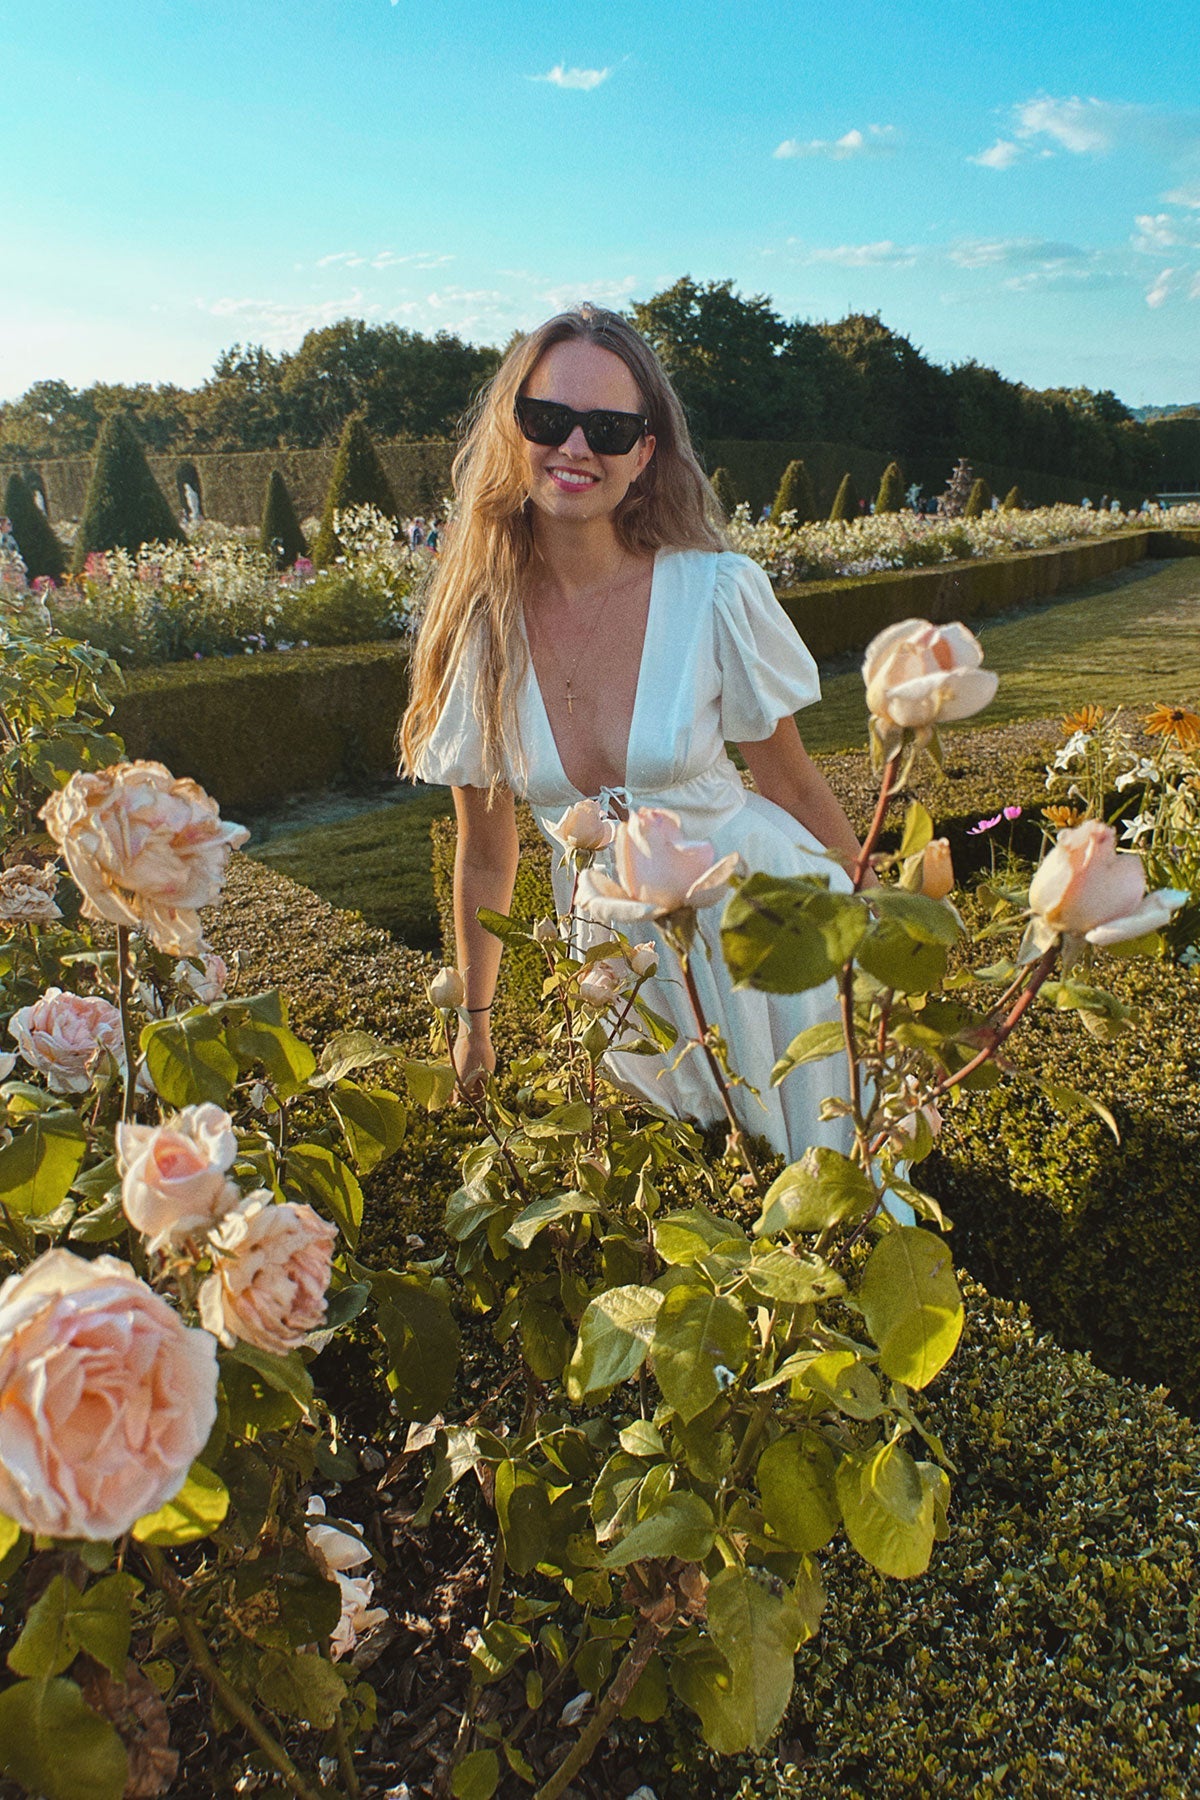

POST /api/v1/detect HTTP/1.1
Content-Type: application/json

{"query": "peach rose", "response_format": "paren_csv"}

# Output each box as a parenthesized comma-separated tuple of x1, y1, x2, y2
(0, 863, 62, 924)
(920, 839, 955, 901)
(577, 960, 625, 1009)
(199, 1196, 337, 1354)
(577, 806, 740, 922)
(863, 620, 998, 744)
(427, 966, 466, 1010)
(174, 954, 230, 1004)
(547, 798, 616, 857)
(0, 1249, 218, 1540)
(8, 988, 125, 1093)
(39, 760, 250, 958)
(115, 1103, 240, 1254)
(1028, 820, 1186, 949)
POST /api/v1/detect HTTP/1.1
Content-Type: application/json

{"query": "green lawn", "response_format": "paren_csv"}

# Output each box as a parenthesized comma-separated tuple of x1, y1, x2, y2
(247, 556, 1200, 946)
(801, 554, 1200, 753)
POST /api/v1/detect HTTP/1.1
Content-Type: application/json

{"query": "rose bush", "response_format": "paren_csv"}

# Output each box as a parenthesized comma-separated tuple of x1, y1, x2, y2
(115, 1102, 241, 1252)
(0, 1249, 218, 1539)
(8, 986, 126, 1092)
(198, 1197, 339, 1354)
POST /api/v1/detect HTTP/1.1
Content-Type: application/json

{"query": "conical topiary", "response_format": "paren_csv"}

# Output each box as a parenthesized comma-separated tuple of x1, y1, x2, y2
(1001, 485, 1024, 511)
(260, 470, 308, 569)
(771, 459, 816, 525)
(875, 460, 905, 514)
(71, 413, 185, 573)
(312, 413, 399, 568)
(709, 466, 739, 516)
(4, 473, 66, 583)
(829, 472, 858, 522)
(963, 477, 992, 519)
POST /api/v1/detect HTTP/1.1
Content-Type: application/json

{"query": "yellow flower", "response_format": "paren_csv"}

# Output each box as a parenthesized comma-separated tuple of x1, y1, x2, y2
(1144, 703, 1200, 750)
(1042, 804, 1085, 829)
(1061, 704, 1104, 734)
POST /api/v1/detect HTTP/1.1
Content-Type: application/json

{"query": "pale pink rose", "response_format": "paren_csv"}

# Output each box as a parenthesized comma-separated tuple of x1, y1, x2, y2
(115, 1103, 240, 1254)
(920, 839, 955, 901)
(577, 807, 740, 922)
(174, 954, 229, 1004)
(8, 988, 125, 1093)
(627, 941, 658, 977)
(0, 1248, 218, 1540)
(547, 799, 616, 856)
(863, 619, 997, 741)
(577, 960, 625, 1009)
(890, 1082, 944, 1149)
(330, 1571, 388, 1659)
(0, 1052, 15, 1082)
(0, 864, 62, 924)
(199, 1196, 337, 1354)
(427, 966, 466, 1010)
(39, 760, 250, 958)
(533, 916, 560, 944)
(1028, 820, 1186, 947)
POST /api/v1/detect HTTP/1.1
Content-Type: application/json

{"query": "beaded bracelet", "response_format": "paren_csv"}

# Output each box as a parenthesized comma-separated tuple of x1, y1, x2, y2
(467, 1003, 493, 1014)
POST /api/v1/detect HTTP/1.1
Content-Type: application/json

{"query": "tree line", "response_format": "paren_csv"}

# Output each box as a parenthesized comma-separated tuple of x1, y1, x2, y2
(0, 278, 1172, 492)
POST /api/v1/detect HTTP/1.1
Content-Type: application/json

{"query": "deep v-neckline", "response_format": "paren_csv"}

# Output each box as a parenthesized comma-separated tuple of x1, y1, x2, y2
(524, 548, 662, 799)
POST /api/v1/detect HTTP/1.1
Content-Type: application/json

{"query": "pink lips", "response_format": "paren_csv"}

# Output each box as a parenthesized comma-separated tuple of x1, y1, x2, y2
(548, 467, 600, 493)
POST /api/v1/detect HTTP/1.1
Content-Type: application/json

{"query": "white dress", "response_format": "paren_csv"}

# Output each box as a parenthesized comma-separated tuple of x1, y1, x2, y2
(415, 548, 855, 1163)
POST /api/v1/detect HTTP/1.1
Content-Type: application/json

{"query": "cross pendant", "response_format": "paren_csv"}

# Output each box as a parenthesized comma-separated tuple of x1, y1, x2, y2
(567, 686, 574, 714)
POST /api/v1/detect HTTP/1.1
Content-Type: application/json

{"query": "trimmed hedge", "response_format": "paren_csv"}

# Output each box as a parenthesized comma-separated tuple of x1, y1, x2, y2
(198, 852, 1200, 1798)
(109, 642, 409, 813)
(70, 412, 185, 571)
(3, 471, 66, 581)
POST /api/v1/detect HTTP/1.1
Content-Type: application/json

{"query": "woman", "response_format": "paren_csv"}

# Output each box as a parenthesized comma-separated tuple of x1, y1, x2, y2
(398, 304, 869, 1161)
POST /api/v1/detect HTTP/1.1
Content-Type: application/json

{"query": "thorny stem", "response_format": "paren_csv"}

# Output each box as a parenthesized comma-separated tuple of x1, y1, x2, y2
(851, 751, 900, 891)
(922, 944, 1059, 1108)
(679, 949, 759, 1189)
(532, 1612, 669, 1800)
(115, 925, 140, 1125)
(144, 1548, 328, 1800)
(442, 1013, 530, 1199)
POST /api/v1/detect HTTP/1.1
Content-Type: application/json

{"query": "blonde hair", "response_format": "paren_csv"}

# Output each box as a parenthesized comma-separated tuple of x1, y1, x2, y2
(397, 304, 725, 792)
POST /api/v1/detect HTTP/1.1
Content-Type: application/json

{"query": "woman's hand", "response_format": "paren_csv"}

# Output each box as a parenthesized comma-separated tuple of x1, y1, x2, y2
(453, 1014, 496, 1101)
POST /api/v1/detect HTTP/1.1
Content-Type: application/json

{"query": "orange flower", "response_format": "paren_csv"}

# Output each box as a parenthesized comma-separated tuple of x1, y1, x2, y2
(1061, 704, 1104, 734)
(1042, 804, 1084, 829)
(1144, 703, 1200, 749)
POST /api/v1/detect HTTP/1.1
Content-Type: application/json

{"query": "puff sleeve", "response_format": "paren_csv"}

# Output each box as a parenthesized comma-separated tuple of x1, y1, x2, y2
(408, 632, 489, 787)
(713, 552, 821, 742)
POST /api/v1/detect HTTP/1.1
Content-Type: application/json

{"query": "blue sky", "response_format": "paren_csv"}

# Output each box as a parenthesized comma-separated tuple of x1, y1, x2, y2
(3, 0, 1199, 405)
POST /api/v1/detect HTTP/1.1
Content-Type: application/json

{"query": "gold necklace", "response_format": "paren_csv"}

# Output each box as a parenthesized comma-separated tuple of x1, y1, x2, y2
(528, 555, 628, 715)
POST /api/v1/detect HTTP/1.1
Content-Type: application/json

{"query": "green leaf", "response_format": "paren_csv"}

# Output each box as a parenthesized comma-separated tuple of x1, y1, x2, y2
(651, 1285, 751, 1423)
(227, 1018, 317, 1098)
(495, 1462, 553, 1577)
(329, 1083, 408, 1173)
(566, 1284, 663, 1401)
(898, 799, 934, 859)
(523, 1100, 593, 1139)
(132, 1461, 229, 1544)
(0, 1111, 87, 1218)
(856, 918, 947, 993)
(476, 906, 532, 950)
(834, 1441, 946, 1578)
(870, 888, 961, 943)
(255, 1647, 347, 1728)
(225, 1342, 315, 1416)
(67, 1190, 127, 1243)
(376, 1282, 460, 1421)
(310, 1028, 405, 1088)
(654, 1206, 747, 1266)
(619, 1419, 666, 1458)
(0, 1677, 128, 1800)
(799, 1349, 884, 1420)
(756, 1433, 840, 1553)
(675, 1566, 807, 1753)
(469, 1618, 532, 1685)
(603, 1490, 715, 1567)
(402, 1058, 457, 1113)
(745, 1248, 846, 1307)
(504, 1189, 593, 1250)
(857, 1228, 963, 1390)
(7, 1573, 135, 1681)
(140, 1015, 238, 1108)
(451, 1748, 500, 1799)
(0, 1512, 21, 1562)
(755, 1147, 876, 1237)
(770, 1020, 845, 1085)
(284, 1143, 363, 1246)
(722, 875, 868, 994)
(1041, 1081, 1121, 1145)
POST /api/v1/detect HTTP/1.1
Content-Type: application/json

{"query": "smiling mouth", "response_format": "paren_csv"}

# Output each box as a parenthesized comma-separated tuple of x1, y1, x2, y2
(547, 468, 600, 490)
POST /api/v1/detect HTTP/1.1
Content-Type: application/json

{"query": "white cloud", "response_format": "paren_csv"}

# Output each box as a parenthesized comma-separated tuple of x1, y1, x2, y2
(1190, 272, 1200, 300)
(773, 124, 896, 161)
(806, 239, 918, 267)
(1133, 213, 1180, 251)
(949, 236, 1088, 269)
(536, 275, 638, 312)
(199, 292, 381, 339)
(533, 63, 611, 91)
(970, 139, 1023, 171)
(1164, 183, 1200, 208)
(315, 251, 363, 268)
(1146, 268, 1177, 308)
(371, 250, 455, 270)
(1015, 95, 1119, 154)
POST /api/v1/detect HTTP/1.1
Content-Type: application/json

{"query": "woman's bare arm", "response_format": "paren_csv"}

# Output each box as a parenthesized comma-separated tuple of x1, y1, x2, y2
(450, 784, 520, 1084)
(738, 716, 872, 881)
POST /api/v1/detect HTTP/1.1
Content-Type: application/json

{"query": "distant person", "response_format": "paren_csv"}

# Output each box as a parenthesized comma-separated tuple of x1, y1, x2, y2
(426, 518, 440, 554)
(758, 502, 772, 522)
(408, 517, 426, 551)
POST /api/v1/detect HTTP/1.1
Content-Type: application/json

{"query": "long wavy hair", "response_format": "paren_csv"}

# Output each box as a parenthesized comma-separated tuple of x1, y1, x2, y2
(397, 304, 725, 793)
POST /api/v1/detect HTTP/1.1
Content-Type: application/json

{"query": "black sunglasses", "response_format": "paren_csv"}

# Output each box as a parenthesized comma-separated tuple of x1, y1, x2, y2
(514, 394, 648, 457)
